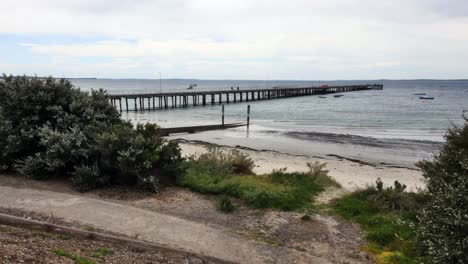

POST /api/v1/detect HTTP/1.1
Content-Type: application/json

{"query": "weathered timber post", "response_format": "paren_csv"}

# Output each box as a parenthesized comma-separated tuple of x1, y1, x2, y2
(247, 105, 251, 128)
(119, 99, 122, 112)
(125, 98, 129, 111)
(222, 104, 225, 126)
(134, 98, 137, 111)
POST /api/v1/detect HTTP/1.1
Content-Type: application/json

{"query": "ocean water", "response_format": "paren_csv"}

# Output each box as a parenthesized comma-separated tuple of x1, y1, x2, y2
(71, 79, 468, 143)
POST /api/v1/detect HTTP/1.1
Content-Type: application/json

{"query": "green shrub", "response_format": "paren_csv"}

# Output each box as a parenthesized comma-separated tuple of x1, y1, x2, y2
(301, 214, 312, 221)
(217, 196, 236, 213)
(71, 164, 104, 192)
(333, 179, 428, 263)
(416, 123, 468, 263)
(0, 75, 183, 192)
(187, 147, 254, 176)
(180, 155, 337, 210)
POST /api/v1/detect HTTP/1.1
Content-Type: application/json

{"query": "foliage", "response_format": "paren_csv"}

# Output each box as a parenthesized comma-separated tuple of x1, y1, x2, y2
(187, 147, 254, 175)
(333, 179, 429, 264)
(180, 150, 338, 210)
(91, 247, 114, 258)
(0, 75, 183, 191)
(301, 214, 312, 221)
(52, 249, 95, 264)
(416, 123, 468, 264)
(217, 196, 236, 213)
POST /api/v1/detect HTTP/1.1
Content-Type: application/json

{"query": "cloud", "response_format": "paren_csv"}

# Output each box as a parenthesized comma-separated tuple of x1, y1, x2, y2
(1, 0, 468, 79)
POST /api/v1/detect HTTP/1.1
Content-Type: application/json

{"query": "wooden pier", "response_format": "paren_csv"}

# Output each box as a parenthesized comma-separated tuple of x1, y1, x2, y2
(109, 84, 383, 111)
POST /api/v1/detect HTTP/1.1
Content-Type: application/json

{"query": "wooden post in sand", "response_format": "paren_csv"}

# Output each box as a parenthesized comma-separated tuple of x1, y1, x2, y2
(247, 105, 251, 128)
(222, 104, 225, 126)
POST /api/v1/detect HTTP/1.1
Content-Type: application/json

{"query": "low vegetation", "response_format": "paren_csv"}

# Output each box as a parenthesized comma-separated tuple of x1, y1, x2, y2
(0, 75, 183, 192)
(179, 148, 339, 211)
(52, 249, 95, 264)
(217, 196, 236, 213)
(335, 120, 468, 264)
(333, 179, 429, 263)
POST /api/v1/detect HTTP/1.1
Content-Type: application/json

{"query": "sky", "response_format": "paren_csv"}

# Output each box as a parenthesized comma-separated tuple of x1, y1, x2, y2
(0, 0, 468, 80)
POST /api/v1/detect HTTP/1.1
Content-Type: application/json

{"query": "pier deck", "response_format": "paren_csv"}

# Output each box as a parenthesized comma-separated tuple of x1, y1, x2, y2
(109, 84, 383, 111)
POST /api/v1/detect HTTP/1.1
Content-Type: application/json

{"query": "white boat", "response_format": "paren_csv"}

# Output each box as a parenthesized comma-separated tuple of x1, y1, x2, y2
(187, 83, 197, 90)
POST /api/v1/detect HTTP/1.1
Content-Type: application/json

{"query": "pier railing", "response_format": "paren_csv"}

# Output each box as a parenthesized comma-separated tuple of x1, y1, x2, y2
(109, 84, 383, 111)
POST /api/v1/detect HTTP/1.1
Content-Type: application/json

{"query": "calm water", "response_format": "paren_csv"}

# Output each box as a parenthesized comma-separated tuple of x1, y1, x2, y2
(71, 79, 468, 142)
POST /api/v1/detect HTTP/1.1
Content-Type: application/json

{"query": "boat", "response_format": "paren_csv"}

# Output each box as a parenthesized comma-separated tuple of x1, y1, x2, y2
(414, 93, 426, 95)
(419, 96, 434, 100)
(318, 96, 327, 98)
(187, 83, 197, 90)
(334, 94, 344, 98)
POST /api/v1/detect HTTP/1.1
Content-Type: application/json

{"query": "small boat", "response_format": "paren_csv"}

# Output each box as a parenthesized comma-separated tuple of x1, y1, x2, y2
(319, 96, 327, 98)
(334, 94, 344, 98)
(419, 96, 434, 100)
(187, 83, 197, 90)
(414, 93, 426, 95)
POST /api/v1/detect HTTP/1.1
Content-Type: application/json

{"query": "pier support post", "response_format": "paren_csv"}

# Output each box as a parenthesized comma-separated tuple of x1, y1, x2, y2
(247, 105, 250, 128)
(222, 104, 225, 126)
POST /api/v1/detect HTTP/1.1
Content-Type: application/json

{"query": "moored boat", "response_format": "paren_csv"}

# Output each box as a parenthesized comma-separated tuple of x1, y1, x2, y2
(419, 96, 434, 100)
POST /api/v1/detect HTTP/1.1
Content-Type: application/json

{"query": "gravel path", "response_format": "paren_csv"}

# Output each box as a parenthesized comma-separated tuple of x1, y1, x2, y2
(0, 224, 208, 264)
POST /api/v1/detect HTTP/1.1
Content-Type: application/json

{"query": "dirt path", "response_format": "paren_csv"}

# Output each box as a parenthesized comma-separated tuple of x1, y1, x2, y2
(0, 184, 365, 264)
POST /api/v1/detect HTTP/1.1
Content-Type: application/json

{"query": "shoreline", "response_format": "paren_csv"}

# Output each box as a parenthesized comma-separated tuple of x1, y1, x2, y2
(174, 138, 426, 192)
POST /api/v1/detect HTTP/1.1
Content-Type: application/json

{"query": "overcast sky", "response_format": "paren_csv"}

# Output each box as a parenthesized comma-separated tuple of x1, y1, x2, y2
(1, 0, 467, 79)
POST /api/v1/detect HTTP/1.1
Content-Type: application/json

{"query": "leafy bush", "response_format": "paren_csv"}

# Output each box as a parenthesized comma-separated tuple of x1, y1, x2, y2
(187, 147, 254, 175)
(217, 196, 236, 213)
(416, 123, 468, 263)
(180, 152, 338, 210)
(0, 75, 183, 191)
(333, 179, 428, 263)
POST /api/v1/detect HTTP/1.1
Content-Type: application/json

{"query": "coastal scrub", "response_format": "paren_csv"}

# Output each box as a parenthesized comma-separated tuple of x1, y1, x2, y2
(180, 148, 339, 211)
(0, 75, 183, 192)
(333, 179, 429, 264)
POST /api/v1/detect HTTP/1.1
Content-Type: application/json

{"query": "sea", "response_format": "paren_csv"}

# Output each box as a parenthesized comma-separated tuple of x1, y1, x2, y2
(70, 79, 468, 166)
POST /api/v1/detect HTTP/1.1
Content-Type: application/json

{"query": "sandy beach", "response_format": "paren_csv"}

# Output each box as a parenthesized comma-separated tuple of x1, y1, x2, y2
(176, 139, 426, 192)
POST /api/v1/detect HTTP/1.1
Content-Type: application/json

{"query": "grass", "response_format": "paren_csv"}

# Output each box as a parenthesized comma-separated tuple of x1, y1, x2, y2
(217, 196, 236, 213)
(180, 148, 339, 211)
(91, 247, 114, 258)
(52, 249, 95, 264)
(332, 179, 429, 264)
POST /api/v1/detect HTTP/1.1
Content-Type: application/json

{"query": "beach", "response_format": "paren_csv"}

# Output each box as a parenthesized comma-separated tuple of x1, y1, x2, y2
(174, 134, 428, 192)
